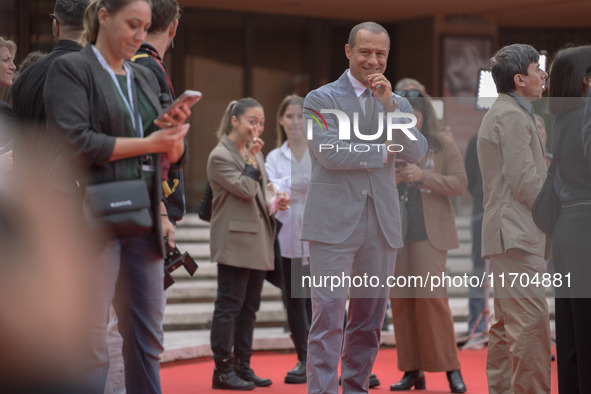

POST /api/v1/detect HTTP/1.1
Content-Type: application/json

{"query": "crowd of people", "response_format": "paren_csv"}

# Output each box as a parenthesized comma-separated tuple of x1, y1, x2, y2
(2, 2, 591, 393)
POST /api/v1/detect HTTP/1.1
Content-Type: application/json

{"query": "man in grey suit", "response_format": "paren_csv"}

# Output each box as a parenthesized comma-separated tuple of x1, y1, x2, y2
(301, 21, 428, 394)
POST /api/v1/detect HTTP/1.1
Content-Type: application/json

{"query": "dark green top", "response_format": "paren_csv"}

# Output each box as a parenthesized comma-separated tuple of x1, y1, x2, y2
(113, 74, 158, 189)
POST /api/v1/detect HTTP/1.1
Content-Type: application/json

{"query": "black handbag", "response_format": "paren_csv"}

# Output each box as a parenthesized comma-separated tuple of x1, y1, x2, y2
(84, 178, 153, 237)
(197, 182, 213, 222)
(531, 125, 567, 236)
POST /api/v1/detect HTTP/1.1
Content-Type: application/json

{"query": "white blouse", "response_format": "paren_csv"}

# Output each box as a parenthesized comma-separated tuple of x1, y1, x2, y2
(265, 141, 311, 258)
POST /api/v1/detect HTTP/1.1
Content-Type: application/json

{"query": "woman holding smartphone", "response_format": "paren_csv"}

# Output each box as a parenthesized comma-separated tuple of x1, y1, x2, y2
(44, 0, 189, 392)
(389, 79, 467, 393)
(207, 97, 288, 390)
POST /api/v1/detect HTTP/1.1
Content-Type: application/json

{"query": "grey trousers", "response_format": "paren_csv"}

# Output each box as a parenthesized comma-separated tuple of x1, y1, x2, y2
(306, 199, 397, 394)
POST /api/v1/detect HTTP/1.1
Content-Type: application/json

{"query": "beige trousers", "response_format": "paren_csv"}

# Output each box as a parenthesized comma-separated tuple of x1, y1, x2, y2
(487, 248, 551, 394)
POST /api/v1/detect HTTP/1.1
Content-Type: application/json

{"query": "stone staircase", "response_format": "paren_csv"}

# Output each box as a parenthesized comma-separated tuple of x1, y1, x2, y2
(161, 214, 555, 362)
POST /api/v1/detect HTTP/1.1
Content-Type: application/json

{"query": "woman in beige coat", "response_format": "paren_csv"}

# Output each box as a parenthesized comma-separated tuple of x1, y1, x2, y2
(207, 97, 288, 390)
(390, 80, 468, 393)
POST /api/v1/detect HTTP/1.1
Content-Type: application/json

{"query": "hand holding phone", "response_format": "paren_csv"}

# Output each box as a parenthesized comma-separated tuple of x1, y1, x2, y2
(154, 90, 202, 128)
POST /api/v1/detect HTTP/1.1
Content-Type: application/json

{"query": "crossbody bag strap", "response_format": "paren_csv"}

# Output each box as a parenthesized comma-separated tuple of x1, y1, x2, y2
(129, 69, 148, 180)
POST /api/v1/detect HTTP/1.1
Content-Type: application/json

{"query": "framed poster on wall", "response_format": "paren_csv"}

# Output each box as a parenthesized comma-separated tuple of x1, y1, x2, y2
(441, 36, 494, 98)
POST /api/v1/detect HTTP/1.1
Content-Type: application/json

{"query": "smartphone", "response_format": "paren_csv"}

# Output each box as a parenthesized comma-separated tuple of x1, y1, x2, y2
(155, 90, 202, 127)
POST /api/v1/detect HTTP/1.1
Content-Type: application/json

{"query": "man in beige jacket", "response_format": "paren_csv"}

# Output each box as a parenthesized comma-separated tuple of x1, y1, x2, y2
(477, 44, 551, 394)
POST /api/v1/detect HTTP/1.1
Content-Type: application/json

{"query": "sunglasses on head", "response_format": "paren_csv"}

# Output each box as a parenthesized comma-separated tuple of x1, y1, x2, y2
(395, 89, 423, 98)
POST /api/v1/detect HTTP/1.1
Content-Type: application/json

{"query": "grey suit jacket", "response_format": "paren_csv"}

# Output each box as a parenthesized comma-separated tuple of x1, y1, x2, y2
(301, 70, 428, 248)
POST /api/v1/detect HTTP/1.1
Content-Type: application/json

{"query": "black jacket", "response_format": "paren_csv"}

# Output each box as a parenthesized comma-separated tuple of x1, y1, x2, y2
(131, 42, 186, 224)
(13, 39, 82, 124)
(44, 43, 169, 256)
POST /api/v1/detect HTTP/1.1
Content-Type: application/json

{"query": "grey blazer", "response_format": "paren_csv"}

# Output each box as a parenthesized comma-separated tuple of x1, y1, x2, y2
(301, 70, 428, 248)
(44, 44, 167, 255)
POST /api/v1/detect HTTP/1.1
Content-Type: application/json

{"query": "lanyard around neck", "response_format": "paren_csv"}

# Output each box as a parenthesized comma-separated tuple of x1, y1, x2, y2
(92, 45, 143, 137)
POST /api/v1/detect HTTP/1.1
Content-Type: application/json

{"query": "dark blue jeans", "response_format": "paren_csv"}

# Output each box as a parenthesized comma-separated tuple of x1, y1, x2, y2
(210, 263, 266, 362)
(82, 233, 165, 394)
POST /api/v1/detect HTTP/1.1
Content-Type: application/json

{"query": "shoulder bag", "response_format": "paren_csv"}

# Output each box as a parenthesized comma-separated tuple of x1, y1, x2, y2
(84, 176, 153, 237)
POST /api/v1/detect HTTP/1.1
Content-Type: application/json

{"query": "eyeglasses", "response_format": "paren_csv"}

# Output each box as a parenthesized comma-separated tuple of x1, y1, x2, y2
(395, 89, 423, 98)
(49, 13, 59, 24)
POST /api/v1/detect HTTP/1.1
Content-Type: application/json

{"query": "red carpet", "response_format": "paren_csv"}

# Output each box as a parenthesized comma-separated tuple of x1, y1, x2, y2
(161, 346, 559, 393)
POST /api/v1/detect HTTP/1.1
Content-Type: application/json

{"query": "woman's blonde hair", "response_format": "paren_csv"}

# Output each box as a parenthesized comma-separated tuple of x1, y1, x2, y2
(0, 37, 17, 57)
(216, 97, 263, 140)
(83, 0, 152, 44)
(275, 94, 304, 147)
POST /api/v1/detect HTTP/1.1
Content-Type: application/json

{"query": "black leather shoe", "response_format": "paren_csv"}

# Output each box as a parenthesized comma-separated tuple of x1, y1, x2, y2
(390, 370, 426, 391)
(285, 361, 306, 384)
(446, 370, 467, 393)
(212, 369, 255, 390)
(369, 373, 380, 388)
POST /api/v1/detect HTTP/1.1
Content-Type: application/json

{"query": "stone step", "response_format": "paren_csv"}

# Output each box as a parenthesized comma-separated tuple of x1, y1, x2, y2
(174, 227, 210, 243)
(170, 255, 475, 281)
(172, 243, 473, 272)
(163, 296, 555, 331)
(174, 224, 472, 244)
(176, 215, 211, 228)
(167, 279, 283, 303)
(177, 214, 473, 229)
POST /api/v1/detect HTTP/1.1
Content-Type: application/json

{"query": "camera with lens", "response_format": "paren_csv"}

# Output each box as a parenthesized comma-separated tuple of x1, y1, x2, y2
(164, 237, 198, 290)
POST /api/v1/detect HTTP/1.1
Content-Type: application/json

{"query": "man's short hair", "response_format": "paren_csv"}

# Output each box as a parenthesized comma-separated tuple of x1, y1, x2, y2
(54, 0, 89, 31)
(149, 0, 180, 34)
(348, 21, 390, 49)
(490, 44, 539, 94)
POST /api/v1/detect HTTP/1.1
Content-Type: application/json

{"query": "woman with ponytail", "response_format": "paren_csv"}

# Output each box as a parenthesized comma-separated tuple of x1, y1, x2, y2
(207, 98, 288, 390)
(44, 0, 190, 392)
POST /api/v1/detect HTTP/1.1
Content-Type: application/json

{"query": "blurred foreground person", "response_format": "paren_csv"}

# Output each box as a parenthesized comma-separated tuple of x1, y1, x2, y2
(0, 124, 96, 393)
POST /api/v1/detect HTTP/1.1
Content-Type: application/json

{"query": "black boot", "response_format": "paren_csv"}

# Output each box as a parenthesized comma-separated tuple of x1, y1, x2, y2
(236, 355, 272, 387)
(390, 370, 426, 391)
(369, 373, 380, 388)
(285, 360, 306, 383)
(285, 331, 308, 384)
(446, 370, 466, 393)
(212, 358, 255, 390)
